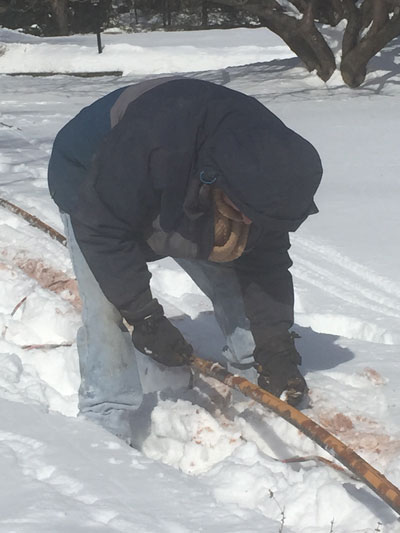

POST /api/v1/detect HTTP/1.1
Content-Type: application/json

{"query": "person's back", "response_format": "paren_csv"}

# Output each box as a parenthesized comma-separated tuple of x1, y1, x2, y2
(48, 78, 322, 443)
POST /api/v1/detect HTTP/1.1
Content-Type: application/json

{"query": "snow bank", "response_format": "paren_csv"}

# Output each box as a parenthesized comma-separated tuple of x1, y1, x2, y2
(0, 27, 293, 75)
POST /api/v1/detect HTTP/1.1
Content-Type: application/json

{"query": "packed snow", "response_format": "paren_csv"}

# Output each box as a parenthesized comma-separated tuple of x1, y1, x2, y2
(0, 26, 400, 532)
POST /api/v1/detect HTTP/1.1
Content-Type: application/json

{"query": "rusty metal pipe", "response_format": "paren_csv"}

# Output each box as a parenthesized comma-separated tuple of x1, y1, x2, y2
(190, 355, 400, 516)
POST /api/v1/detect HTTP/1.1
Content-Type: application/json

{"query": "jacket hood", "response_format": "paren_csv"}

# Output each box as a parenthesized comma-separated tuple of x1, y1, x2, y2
(197, 101, 322, 233)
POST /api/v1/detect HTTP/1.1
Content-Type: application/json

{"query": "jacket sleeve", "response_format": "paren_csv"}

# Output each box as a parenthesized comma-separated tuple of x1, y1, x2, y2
(67, 83, 205, 325)
(70, 179, 163, 325)
(233, 231, 294, 345)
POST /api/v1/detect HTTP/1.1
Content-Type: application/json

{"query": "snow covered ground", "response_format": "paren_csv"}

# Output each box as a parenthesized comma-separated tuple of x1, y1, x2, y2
(0, 26, 292, 76)
(0, 26, 400, 532)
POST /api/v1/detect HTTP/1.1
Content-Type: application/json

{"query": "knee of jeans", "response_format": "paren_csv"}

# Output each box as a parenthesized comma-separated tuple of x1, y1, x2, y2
(224, 327, 255, 365)
(81, 295, 122, 324)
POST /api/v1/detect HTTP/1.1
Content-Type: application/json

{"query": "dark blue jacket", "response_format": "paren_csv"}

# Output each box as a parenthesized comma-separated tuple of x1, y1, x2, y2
(48, 86, 125, 214)
(48, 78, 322, 339)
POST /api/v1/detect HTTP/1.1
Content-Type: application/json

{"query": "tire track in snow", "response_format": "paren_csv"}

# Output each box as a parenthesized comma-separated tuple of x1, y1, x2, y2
(0, 429, 134, 528)
(291, 236, 400, 343)
(292, 236, 400, 315)
(293, 238, 400, 318)
(0, 122, 48, 181)
(293, 255, 400, 318)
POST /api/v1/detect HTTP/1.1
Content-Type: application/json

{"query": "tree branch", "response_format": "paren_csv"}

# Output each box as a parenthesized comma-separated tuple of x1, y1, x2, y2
(213, 0, 336, 81)
(342, 0, 362, 57)
(0, 197, 67, 246)
(341, 0, 400, 86)
(209, 0, 399, 87)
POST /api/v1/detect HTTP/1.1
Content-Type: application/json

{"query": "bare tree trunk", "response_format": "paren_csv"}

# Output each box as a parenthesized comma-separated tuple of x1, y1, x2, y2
(162, 0, 172, 27)
(341, 0, 400, 87)
(211, 0, 400, 87)
(167, 0, 172, 26)
(0, 0, 8, 16)
(274, 0, 336, 82)
(202, 1, 208, 27)
(49, 0, 69, 35)
(214, 0, 336, 81)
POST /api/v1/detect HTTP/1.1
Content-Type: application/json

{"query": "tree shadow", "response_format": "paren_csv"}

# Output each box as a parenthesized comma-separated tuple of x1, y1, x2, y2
(193, 56, 301, 87)
(362, 37, 400, 94)
(194, 34, 400, 95)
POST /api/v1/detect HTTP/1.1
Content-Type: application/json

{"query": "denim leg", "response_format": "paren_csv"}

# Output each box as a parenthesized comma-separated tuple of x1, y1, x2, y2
(61, 213, 143, 441)
(175, 258, 256, 375)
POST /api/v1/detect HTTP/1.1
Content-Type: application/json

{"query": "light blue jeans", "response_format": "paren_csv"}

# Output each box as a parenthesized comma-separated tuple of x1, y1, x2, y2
(61, 214, 255, 441)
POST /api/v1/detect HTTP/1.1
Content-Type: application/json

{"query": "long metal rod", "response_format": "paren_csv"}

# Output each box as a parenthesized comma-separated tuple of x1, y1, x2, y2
(190, 355, 400, 516)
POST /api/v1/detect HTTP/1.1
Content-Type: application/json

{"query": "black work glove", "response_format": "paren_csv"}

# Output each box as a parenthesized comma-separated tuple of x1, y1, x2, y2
(253, 331, 307, 406)
(132, 315, 193, 367)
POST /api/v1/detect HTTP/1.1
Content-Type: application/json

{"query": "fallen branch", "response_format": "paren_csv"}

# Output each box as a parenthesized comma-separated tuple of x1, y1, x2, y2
(0, 257, 80, 310)
(190, 355, 400, 516)
(0, 197, 67, 246)
(0, 198, 81, 308)
(281, 455, 357, 479)
(21, 342, 73, 350)
(11, 295, 28, 317)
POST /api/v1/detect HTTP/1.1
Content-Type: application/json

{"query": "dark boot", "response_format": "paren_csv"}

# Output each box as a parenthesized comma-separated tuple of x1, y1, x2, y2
(254, 332, 307, 406)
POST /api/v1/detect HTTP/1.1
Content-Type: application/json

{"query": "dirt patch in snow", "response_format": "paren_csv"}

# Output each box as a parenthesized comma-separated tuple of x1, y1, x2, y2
(1, 251, 81, 310)
(317, 409, 400, 459)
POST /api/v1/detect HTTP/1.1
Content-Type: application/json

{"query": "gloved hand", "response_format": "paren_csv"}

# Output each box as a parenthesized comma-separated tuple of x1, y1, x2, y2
(132, 315, 193, 367)
(253, 331, 307, 406)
